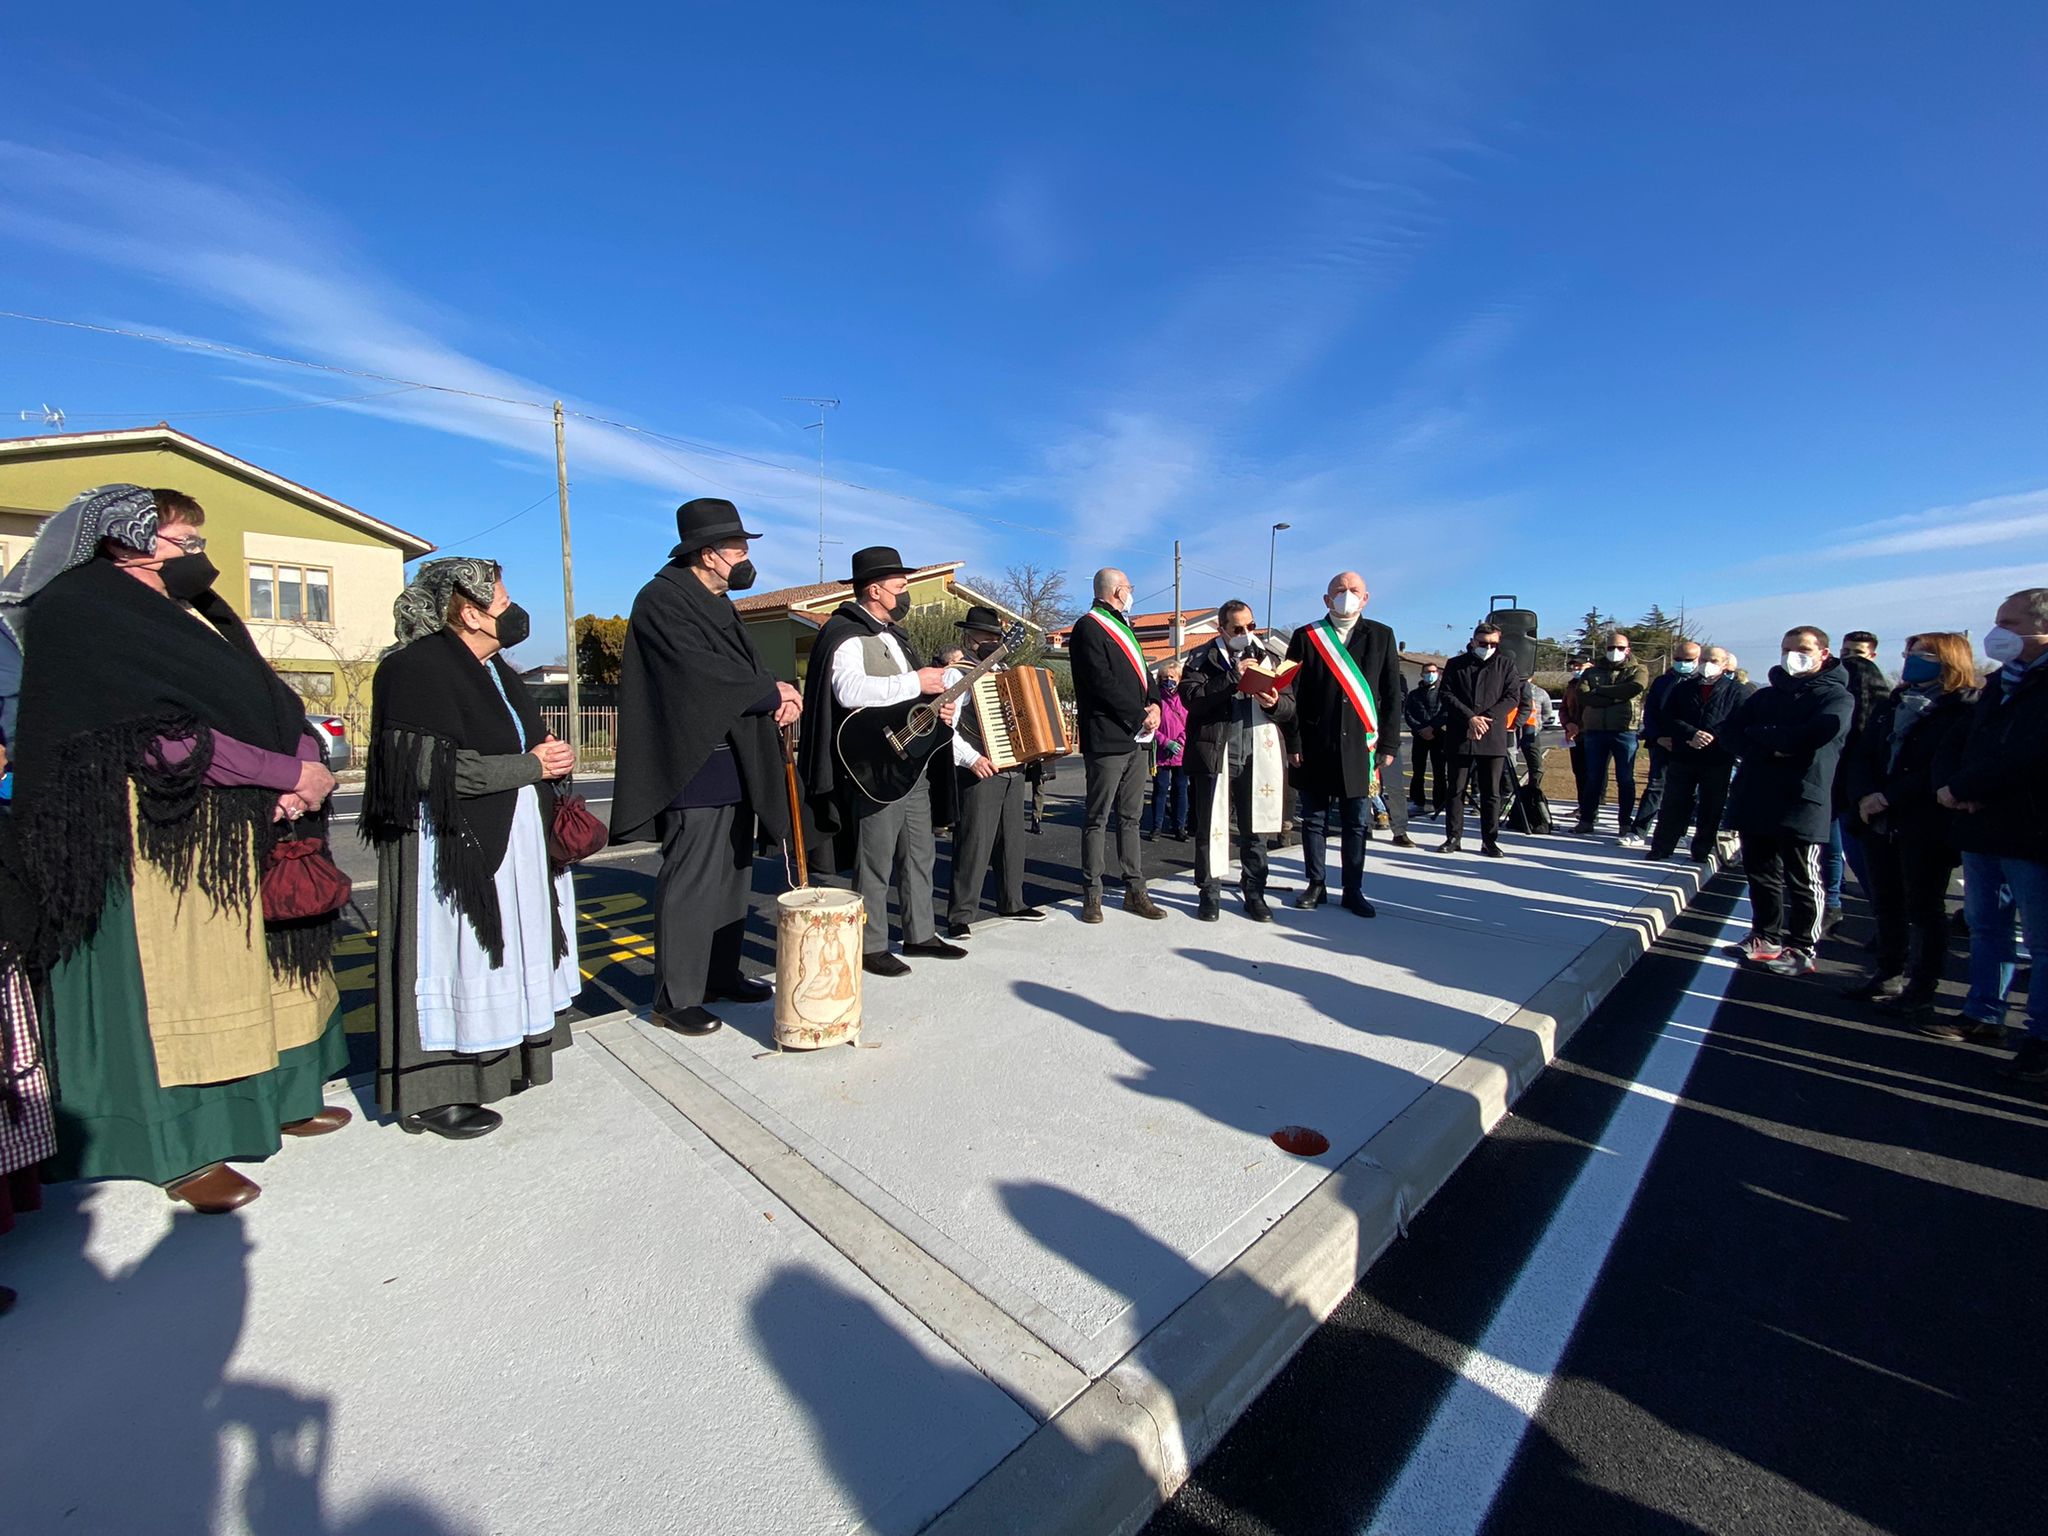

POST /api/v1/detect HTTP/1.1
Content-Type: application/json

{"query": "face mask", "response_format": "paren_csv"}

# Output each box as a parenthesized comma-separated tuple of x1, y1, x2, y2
(1985, 625, 2028, 664)
(1782, 650, 1818, 676)
(491, 602, 531, 650)
(1702, 661, 1726, 679)
(1328, 590, 1362, 618)
(721, 555, 758, 592)
(1422, 672, 1439, 685)
(1226, 633, 1253, 653)
(1672, 660, 1698, 676)
(1470, 644, 1497, 661)
(1901, 654, 1943, 685)
(159, 552, 218, 601)
(972, 639, 1000, 661)
(887, 591, 911, 623)
(1606, 648, 1627, 664)
(1161, 679, 1177, 693)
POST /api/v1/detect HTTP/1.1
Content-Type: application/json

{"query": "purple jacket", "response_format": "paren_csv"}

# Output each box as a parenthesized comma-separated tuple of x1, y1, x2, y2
(1154, 687, 1190, 768)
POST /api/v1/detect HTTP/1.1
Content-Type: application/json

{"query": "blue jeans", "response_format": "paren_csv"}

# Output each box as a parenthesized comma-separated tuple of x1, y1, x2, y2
(1145, 763, 1189, 834)
(1822, 815, 1871, 907)
(1577, 729, 1639, 826)
(1300, 791, 1371, 895)
(1961, 852, 2048, 1038)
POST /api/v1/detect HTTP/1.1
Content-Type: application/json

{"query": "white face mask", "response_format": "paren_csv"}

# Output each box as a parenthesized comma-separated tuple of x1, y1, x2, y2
(1226, 633, 1253, 653)
(1702, 661, 1726, 679)
(1606, 648, 1627, 664)
(1783, 650, 1819, 676)
(1422, 671, 1439, 685)
(1328, 590, 1362, 618)
(1470, 644, 1497, 661)
(1985, 625, 2028, 664)
(1672, 660, 1698, 676)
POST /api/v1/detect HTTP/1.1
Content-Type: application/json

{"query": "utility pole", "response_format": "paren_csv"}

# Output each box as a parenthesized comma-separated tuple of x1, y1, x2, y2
(553, 401, 582, 754)
(1171, 540, 1184, 656)
(786, 396, 841, 581)
(1266, 521, 1292, 634)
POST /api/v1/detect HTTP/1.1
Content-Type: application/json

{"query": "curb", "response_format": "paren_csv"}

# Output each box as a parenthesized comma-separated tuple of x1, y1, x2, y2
(920, 855, 1722, 1536)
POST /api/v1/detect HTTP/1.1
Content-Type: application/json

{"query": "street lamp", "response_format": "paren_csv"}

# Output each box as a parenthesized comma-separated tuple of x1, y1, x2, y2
(1265, 521, 1292, 634)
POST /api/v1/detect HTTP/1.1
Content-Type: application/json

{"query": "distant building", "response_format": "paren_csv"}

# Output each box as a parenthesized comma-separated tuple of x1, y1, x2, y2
(1045, 606, 1222, 663)
(1398, 650, 1448, 690)
(735, 561, 1032, 680)
(0, 425, 433, 717)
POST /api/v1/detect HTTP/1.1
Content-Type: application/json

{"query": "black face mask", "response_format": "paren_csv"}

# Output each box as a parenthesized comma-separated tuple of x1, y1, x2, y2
(492, 602, 531, 650)
(723, 557, 758, 592)
(972, 639, 1001, 661)
(887, 591, 911, 623)
(160, 552, 218, 601)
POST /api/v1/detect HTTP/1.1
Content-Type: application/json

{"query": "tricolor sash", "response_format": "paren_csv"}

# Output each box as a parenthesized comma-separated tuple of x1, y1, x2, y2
(1083, 606, 1150, 687)
(1305, 619, 1380, 744)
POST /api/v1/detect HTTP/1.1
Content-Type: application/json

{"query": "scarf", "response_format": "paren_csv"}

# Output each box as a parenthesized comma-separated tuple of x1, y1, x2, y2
(12, 556, 332, 981)
(389, 555, 500, 651)
(1886, 681, 1940, 771)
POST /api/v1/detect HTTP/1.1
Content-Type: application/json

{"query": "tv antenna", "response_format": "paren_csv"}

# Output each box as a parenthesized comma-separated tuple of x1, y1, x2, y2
(17, 405, 64, 428)
(786, 396, 841, 581)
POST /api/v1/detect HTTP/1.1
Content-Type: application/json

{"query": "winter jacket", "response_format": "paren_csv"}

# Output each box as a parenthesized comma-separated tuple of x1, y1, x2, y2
(1283, 615, 1401, 799)
(1655, 672, 1745, 763)
(1639, 670, 1685, 743)
(1932, 657, 2048, 864)
(1069, 602, 1161, 757)
(1178, 640, 1296, 776)
(1721, 659, 1854, 841)
(1846, 685, 1974, 845)
(1831, 654, 1892, 811)
(1437, 648, 1521, 760)
(1153, 686, 1190, 768)
(1575, 656, 1648, 733)
(1403, 677, 1444, 732)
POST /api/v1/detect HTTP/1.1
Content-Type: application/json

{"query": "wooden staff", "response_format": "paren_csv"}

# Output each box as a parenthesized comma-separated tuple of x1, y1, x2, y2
(781, 723, 809, 889)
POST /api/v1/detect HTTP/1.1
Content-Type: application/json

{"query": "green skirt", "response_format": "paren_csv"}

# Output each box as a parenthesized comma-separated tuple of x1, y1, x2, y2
(44, 887, 349, 1187)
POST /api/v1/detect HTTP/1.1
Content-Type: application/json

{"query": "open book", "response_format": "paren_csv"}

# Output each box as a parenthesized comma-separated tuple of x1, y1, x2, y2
(1236, 660, 1300, 695)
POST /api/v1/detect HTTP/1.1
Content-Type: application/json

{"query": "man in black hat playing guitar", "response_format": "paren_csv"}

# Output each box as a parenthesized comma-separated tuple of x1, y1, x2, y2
(611, 498, 801, 1036)
(797, 547, 967, 976)
(944, 605, 1049, 938)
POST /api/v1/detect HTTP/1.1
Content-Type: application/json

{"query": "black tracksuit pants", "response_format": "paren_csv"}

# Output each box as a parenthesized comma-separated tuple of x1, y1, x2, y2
(1740, 830, 1825, 951)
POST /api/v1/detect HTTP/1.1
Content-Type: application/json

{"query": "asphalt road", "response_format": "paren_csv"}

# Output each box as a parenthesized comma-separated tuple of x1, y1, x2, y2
(1145, 870, 2044, 1536)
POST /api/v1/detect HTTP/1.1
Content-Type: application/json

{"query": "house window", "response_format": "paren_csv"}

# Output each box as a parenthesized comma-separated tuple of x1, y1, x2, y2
(249, 563, 333, 623)
(278, 668, 335, 702)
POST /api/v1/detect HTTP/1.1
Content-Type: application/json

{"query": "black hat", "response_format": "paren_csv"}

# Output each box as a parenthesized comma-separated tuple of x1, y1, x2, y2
(955, 603, 1005, 634)
(849, 545, 915, 587)
(671, 497, 759, 559)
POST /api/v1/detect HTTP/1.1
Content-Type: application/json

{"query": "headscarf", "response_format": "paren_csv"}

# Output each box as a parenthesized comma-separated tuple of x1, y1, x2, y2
(0, 485, 160, 738)
(390, 556, 500, 649)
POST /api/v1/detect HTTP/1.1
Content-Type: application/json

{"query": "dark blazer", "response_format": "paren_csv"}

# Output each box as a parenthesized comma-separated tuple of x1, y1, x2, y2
(1722, 661, 1854, 841)
(1846, 686, 1974, 844)
(1832, 654, 1892, 810)
(1656, 672, 1746, 763)
(1284, 615, 1401, 799)
(1438, 649, 1522, 760)
(1933, 661, 2048, 864)
(1179, 640, 1296, 776)
(1068, 603, 1161, 757)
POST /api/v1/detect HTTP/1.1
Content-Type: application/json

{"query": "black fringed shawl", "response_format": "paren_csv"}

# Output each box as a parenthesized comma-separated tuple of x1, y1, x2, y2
(12, 558, 335, 983)
(361, 629, 560, 967)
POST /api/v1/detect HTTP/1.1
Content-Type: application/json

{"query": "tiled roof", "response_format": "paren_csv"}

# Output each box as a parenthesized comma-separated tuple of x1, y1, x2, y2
(734, 561, 962, 615)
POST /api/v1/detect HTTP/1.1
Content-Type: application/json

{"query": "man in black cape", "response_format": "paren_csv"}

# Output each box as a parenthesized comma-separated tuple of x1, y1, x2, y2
(612, 498, 799, 1036)
(796, 546, 964, 977)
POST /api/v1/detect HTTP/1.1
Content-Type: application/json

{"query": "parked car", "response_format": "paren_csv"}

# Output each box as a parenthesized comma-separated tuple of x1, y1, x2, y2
(306, 714, 352, 771)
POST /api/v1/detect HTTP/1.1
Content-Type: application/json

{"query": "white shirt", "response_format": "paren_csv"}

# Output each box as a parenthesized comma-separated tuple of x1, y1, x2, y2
(830, 625, 920, 710)
(940, 665, 995, 768)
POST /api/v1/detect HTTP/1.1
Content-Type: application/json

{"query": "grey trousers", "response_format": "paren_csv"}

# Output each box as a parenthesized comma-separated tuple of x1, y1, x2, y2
(1082, 749, 1149, 899)
(653, 803, 753, 1009)
(850, 787, 937, 952)
(949, 769, 1027, 925)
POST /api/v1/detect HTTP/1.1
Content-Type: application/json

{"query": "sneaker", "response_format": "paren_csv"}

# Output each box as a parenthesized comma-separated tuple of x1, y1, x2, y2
(1728, 934, 1782, 963)
(1618, 833, 1646, 850)
(2000, 1039, 2048, 1082)
(1918, 1013, 1992, 1042)
(1765, 948, 1818, 977)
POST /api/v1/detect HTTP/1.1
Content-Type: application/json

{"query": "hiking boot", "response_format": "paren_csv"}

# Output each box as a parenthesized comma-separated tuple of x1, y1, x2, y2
(2000, 1038, 2048, 1082)
(1124, 885, 1167, 921)
(1729, 934, 1782, 963)
(1372, 812, 1391, 831)
(1080, 894, 1104, 925)
(1765, 948, 1818, 977)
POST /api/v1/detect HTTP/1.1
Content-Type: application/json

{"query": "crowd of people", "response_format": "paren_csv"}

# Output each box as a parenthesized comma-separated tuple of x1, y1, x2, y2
(0, 482, 2039, 1321)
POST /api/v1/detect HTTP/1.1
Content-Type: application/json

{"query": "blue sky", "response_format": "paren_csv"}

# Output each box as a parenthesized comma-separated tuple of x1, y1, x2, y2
(2, 1, 2043, 670)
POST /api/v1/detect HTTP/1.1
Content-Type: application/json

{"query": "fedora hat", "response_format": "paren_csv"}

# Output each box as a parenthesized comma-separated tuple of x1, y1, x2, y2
(955, 603, 1005, 634)
(671, 497, 759, 559)
(849, 545, 916, 587)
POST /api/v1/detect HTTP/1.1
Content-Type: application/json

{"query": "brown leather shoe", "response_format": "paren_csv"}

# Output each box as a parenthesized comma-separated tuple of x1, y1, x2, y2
(1124, 886, 1167, 921)
(164, 1163, 260, 1214)
(1080, 895, 1104, 924)
(281, 1107, 353, 1137)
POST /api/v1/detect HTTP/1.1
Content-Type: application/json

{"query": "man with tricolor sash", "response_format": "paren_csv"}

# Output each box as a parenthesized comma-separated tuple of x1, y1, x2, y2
(1283, 571, 1404, 917)
(1070, 568, 1166, 924)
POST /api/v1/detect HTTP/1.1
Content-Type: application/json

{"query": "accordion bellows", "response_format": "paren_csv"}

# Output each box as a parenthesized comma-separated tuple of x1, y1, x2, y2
(970, 666, 1071, 770)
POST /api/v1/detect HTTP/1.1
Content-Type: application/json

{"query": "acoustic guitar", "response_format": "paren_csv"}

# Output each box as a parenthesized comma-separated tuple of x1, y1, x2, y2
(835, 622, 1028, 807)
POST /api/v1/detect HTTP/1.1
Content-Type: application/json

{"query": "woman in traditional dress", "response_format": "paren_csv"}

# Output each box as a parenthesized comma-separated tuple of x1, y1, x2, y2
(3, 485, 349, 1215)
(0, 764, 55, 1316)
(363, 557, 577, 1140)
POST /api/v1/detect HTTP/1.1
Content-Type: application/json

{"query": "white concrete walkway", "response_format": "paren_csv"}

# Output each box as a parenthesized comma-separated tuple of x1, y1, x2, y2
(0, 827, 1709, 1535)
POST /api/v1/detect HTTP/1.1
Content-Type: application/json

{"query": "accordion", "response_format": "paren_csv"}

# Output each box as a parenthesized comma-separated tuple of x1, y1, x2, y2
(969, 665, 1071, 770)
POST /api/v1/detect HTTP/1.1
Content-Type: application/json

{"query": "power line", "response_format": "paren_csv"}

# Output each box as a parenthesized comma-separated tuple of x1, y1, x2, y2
(437, 490, 561, 552)
(50, 384, 428, 421)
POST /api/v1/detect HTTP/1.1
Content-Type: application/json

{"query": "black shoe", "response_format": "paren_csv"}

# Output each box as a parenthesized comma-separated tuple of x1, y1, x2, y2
(862, 951, 912, 978)
(946, 921, 973, 940)
(998, 905, 1048, 922)
(1293, 883, 1326, 910)
(1197, 890, 1221, 922)
(2001, 1039, 2048, 1081)
(1573, 821, 1596, 836)
(1436, 839, 1462, 853)
(1871, 994, 1934, 1027)
(1686, 851, 1712, 865)
(903, 937, 968, 959)
(1343, 893, 1377, 918)
(1244, 892, 1275, 923)
(400, 1103, 503, 1139)
(654, 1004, 725, 1037)
(706, 974, 773, 1005)
(1391, 834, 1417, 849)
(1840, 974, 1903, 1002)
(1480, 843, 1504, 858)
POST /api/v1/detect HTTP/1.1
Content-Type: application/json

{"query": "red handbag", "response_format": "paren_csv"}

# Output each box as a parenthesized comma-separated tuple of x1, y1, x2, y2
(546, 779, 609, 869)
(261, 825, 353, 922)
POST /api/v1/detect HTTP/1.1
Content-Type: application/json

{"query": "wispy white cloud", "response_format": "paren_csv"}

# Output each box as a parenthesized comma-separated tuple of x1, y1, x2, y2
(1828, 487, 2048, 561)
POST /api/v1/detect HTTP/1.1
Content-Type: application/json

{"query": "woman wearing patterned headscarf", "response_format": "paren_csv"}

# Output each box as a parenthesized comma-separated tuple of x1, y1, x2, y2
(362, 557, 577, 1139)
(9, 485, 349, 1215)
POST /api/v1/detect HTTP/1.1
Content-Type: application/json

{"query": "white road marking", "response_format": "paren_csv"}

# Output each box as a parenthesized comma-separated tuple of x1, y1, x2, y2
(1361, 901, 1751, 1536)
(328, 795, 612, 824)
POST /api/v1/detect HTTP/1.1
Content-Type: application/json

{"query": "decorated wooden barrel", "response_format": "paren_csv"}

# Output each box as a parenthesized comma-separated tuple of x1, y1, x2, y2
(773, 887, 866, 1050)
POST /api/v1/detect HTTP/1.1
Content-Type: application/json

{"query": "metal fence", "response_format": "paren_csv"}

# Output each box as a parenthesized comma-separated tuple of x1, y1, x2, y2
(540, 706, 620, 759)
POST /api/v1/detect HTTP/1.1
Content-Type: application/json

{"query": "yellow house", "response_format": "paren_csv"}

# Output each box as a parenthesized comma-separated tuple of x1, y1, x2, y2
(0, 425, 434, 720)
(734, 561, 1032, 680)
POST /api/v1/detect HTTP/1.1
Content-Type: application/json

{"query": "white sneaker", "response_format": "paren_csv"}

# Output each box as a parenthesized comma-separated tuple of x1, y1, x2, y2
(1618, 833, 1646, 849)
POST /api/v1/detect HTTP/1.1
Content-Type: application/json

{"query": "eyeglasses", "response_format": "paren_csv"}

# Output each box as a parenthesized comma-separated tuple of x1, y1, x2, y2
(1225, 622, 1256, 636)
(160, 531, 208, 554)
